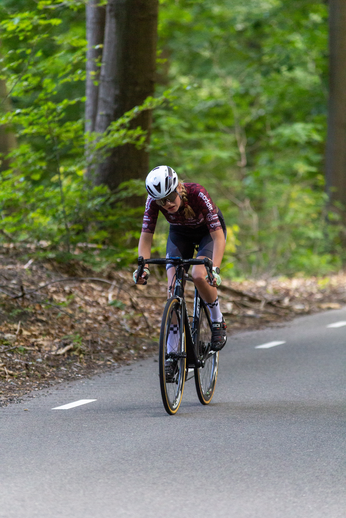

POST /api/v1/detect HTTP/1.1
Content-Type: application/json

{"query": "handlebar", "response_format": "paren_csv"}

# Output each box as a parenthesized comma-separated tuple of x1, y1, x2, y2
(136, 256, 214, 284)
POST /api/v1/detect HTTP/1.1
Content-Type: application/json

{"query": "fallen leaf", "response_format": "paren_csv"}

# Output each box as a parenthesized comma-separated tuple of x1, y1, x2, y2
(55, 344, 74, 355)
(318, 302, 341, 310)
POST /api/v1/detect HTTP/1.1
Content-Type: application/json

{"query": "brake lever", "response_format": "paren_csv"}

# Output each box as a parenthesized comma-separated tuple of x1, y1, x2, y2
(136, 256, 145, 284)
(203, 257, 214, 284)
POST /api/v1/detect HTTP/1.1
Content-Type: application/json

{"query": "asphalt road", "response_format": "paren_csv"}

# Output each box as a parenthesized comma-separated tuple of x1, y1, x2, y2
(1, 307, 345, 518)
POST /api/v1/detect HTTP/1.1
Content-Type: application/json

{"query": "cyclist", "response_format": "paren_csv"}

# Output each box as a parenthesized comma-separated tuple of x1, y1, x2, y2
(134, 165, 227, 351)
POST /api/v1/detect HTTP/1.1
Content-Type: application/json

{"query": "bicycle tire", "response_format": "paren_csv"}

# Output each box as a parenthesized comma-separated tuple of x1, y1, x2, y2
(159, 297, 186, 415)
(194, 303, 219, 404)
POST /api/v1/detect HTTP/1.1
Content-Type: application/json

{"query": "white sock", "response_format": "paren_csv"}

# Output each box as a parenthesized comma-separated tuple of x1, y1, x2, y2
(167, 324, 179, 354)
(205, 297, 223, 322)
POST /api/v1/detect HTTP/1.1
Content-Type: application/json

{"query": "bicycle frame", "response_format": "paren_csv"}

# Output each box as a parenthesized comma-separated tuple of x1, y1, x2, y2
(137, 256, 214, 369)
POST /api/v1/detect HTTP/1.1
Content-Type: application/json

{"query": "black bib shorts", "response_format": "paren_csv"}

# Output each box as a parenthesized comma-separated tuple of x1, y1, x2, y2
(165, 210, 227, 271)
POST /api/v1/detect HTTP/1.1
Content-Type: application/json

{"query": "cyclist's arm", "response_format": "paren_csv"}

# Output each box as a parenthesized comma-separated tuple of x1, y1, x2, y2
(211, 228, 226, 270)
(138, 231, 154, 266)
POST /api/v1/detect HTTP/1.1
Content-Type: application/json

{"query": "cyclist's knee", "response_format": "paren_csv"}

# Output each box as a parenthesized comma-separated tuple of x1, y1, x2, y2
(191, 267, 206, 285)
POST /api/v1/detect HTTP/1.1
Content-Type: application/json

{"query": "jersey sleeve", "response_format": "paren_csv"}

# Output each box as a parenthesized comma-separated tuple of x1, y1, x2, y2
(194, 184, 222, 233)
(141, 196, 159, 234)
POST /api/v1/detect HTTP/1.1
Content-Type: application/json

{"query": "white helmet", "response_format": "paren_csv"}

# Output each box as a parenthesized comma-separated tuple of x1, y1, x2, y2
(145, 165, 178, 199)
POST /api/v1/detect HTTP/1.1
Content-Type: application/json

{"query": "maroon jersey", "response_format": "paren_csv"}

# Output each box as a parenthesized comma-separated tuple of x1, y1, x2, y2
(141, 183, 222, 234)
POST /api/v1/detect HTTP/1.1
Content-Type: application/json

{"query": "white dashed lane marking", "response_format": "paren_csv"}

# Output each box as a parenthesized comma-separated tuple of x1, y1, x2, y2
(255, 341, 286, 349)
(327, 321, 346, 328)
(254, 319, 346, 349)
(52, 399, 97, 410)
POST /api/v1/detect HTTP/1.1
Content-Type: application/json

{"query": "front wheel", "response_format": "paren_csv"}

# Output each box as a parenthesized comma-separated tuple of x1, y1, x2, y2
(194, 303, 219, 404)
(159, 297, 186, 415)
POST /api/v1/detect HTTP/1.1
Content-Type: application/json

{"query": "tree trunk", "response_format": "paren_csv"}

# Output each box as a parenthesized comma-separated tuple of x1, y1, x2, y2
(325, 0, 346, 222)
(93, 0, 158, 191)
(85, 0, 106, 177)
(85, 0, 106, 134)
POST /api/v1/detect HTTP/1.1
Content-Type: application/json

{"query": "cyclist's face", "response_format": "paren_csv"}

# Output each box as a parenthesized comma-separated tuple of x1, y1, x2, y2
(156, 191, 181, 213)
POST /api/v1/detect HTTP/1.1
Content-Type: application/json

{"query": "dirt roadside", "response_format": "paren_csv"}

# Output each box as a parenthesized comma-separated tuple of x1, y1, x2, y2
(1, 250, 345, 406)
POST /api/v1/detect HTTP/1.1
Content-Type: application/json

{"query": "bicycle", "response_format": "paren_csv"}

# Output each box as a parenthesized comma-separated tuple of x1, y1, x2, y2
(136, 255, 219, 415)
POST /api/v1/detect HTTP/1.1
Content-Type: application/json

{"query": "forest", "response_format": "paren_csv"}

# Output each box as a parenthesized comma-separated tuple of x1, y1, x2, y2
(0, 0, 344, 279)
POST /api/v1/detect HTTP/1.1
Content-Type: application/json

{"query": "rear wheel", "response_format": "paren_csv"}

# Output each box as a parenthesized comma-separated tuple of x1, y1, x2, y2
(194, 303, 219, 404)
(159, 297, 186, 415)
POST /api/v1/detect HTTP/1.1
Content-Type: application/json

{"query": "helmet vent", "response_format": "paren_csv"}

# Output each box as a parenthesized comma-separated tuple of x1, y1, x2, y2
(146, 185, 155, 197)
(153, 182, 161, 194)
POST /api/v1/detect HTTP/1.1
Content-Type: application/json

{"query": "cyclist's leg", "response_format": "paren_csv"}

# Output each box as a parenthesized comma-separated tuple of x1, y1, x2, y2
(192, 260, 227, 350)
(190, 230, 220, 304)
(166, 267, 181, 355)
(191, 209, 227, 302)
(191, 221, 227, 350)
(166, 226, 196, 294)
(166, 224, 223, 309)
(191, 259, 219, 303)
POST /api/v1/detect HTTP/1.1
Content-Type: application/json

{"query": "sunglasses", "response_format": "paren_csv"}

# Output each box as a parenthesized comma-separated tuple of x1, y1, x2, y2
(156, 191, 178, 207)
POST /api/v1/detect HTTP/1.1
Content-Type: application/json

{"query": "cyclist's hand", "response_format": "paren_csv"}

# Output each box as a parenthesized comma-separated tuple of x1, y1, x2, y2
(133, 268, 150, 285)
(205, 267, 221, 287)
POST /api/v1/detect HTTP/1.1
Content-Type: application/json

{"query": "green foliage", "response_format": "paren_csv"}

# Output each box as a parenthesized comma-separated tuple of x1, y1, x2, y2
(0, 0, 343, 276)
(0, 0, 164, 268)
(151, 0, 340, 276)
(109, 299, 126, 309)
